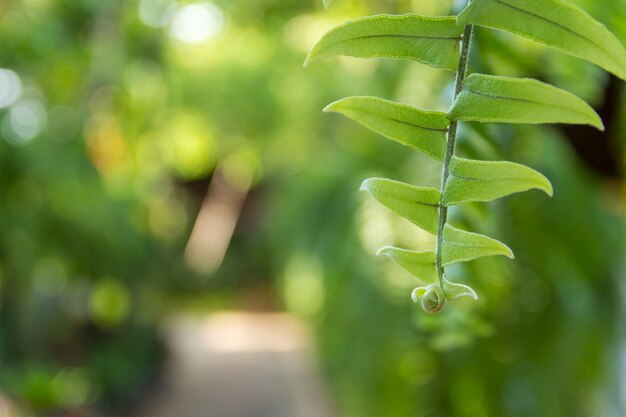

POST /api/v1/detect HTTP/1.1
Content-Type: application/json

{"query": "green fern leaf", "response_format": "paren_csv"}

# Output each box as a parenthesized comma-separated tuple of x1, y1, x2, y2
(443, 279, 478, 300)
(304, 14, 464, 70)
(458, 0, 626, 80)
(442, 224, 513, 265)
(360, 178, 440, 234)
(448, 74, 604, 130)
(324, 97, 449, 160)
(377, 247, 437, 284)
(443, 156, 553, 206)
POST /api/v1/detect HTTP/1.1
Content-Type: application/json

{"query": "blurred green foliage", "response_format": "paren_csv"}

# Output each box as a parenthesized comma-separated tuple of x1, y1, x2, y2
(0, 0, 624, 416)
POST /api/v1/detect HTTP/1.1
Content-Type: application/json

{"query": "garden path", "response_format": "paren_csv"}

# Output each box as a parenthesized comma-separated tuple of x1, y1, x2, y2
(135, 312, 334, 417)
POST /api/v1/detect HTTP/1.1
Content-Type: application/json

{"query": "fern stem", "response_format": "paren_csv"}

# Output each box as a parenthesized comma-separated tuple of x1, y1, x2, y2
(436, 23, 475, 294)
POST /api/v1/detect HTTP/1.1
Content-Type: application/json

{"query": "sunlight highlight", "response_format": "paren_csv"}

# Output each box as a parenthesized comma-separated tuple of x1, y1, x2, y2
(168, 2, 224, 44)
(0, 68, 22, 109)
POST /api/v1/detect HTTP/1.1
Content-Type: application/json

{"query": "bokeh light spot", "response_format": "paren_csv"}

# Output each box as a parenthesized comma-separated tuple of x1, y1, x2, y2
(168, 2, 224, 44)
(52, 368, 92, 408)
(283, 255, 324, 316)
(161, 112, 215, 179)
(124, 59, 163, 99)
(32, 258, 67, 297)
(89, 279, 131, 328)
(4, 99, 47, 145)
(138, 0, 175, 28)
(149, 197, 188, 241)
(0, 68, 22, 108)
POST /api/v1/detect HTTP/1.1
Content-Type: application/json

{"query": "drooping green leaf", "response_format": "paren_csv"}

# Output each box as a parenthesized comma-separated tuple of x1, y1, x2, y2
(448, 74, 604, 130)
(360, 178, 440, 234)
(442, 224, 513, 265)
(457, 0, 626, 80)
(304, 14, 464, 70)
(323, 0, 331, 10)
(377, 247, 437, 284)
(443, 279, 478, 301)
(443, 156, 553, 206)
(324, 97, 449, 160)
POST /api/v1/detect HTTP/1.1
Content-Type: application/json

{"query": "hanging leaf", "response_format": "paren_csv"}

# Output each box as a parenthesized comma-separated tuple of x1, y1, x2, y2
(377, 247, 437, 284)
(448, 74, 604, 130)
(323, 0, 331, 10)
(360, 178, 440, 234)
(304, 14, 464, 70)
(457, 0, 626, 80)
(443, 279, 478, 300)
(443, 156, 553, 206)
(442, 224, 513, 265)
(324, 96, 449, 160)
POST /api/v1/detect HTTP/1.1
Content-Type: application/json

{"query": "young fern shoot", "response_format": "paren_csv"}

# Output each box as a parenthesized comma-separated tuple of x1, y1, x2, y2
(306, 0, 626, 314)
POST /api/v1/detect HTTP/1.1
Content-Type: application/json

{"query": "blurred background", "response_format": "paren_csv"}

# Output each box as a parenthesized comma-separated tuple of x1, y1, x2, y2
(0, 0, 624, 416)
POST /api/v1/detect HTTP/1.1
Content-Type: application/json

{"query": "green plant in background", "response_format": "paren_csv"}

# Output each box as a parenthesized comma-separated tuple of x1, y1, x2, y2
(307, 0, 626, 314)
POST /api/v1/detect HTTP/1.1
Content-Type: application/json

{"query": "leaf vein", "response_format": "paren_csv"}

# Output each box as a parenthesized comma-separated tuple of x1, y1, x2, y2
(374, 190, 440, 208)
(389, 118, 449, 133)
(493, 0, 589, 42)
(316, 34, 462, 56)
(450, 174, 540, 184)
(463, 87, 594, 120)
(339, 105, 449, 133)
(492, 0, 614, 62)
(449, 173, 480, 182)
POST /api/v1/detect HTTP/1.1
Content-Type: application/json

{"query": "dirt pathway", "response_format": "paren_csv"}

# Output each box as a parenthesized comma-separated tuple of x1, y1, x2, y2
(135, 312, 334, 417)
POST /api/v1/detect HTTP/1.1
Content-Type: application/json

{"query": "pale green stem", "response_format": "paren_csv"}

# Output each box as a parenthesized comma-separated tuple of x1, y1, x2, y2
(436, 22, 475, 295)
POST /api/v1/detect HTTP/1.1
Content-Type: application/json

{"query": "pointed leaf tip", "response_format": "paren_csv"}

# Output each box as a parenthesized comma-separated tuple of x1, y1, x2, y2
(303, 51, 314, 68)
(322, 102, 334, 112)
(376, 246, 391, 257)
(323, 0, 331, 10)
(545, 180, 555, 197)
(324, 96, 449, 160)
(359, 178, 373, 192)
